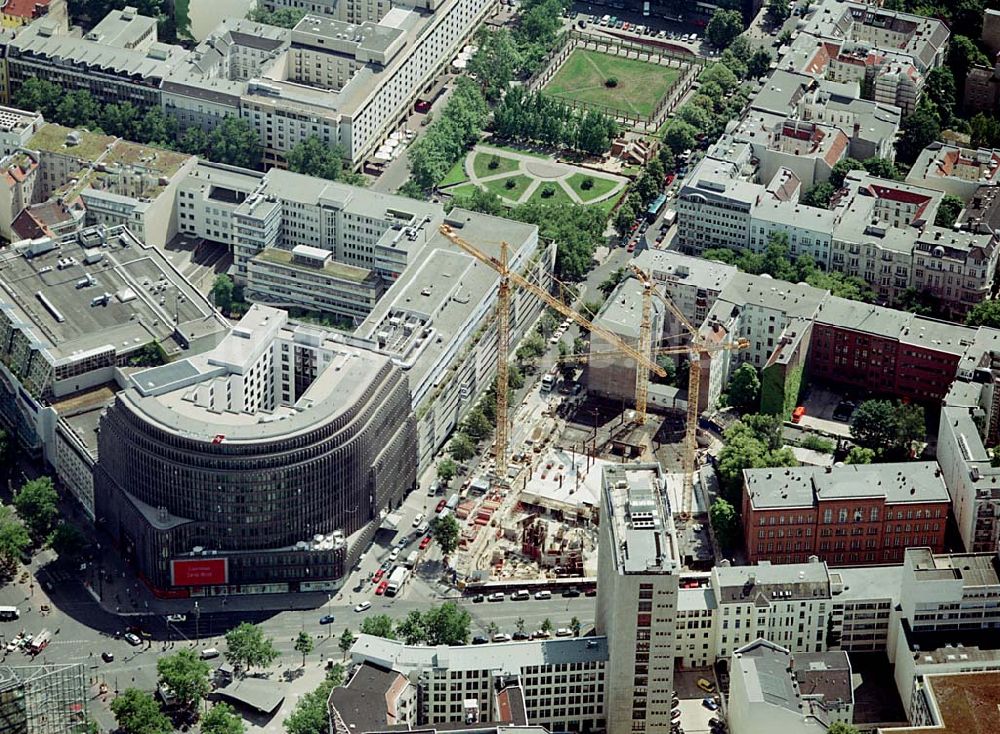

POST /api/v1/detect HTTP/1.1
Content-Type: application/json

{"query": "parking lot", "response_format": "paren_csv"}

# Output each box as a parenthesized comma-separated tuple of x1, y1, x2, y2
(674, 670, 725, 734)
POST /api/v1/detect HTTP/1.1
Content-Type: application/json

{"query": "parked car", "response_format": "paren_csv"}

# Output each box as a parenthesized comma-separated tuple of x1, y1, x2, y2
(412, 513, 425, 527)
(703, 697, 719, 710)
(389, 548, 401, 561)
(697, 677, 716, 693)
(419, 535, 432, 549)
(124, 633, 141, 647)
(375, 581, 389, 596)
(534, 590, 551, 600)
(165, 614, 186, 623)
(492, 633, 512, 642)
(562, 588, 581, 598)
(436, 499, 447, 513)
(472, 635, 489, 644)
(488, 592, 504, 602)
(472, 594, 485, 603)
(555, 627, 572, 637)
(373, 568, 385, 582)
(512, 631, 531, 640)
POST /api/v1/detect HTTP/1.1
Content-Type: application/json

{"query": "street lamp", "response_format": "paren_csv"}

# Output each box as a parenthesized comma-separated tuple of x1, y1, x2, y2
(327, 594, 333, 639)
(194, 601, 200, 646)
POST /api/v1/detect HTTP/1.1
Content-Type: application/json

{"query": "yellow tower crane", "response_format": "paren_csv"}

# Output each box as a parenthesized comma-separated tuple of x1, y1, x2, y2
(554, 270, 747, 518)
(438, 224, 667, 484)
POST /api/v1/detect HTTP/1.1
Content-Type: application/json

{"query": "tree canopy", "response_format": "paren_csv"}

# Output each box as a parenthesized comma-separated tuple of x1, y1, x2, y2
(408, 78, 488, 189)
(156, 650, 211, 709)
(360, 614, 397, 639)
(717, 415, 798, 500)
(935, 194, 964, 228)
(110, 689, 172, 734)
(728, 363, 761, 413)
(850, 400, 925, 457)
(967, 299, 1000, 328)
(224, 623, 279, 674)
(201, 703, 246, 734)
(432, 514, 461, 556)
(0, 506, 30, 574)
(286, 136, 360, 184)
(710, 498, 739, 549)
(14, 477, 59, 543)
(246, 6, 305, 27)
(706, 9, 743, 48)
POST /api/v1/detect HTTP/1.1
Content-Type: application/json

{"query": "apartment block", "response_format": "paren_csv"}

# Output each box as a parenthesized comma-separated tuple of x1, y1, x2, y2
(889, 549, 1000, 717)
(588, 278, 664, 404)
(0, 0, 66, 29)
(936, 328, 1000, 555)
(905, 142, 1000, 201)
(799, 0, 949, 73)
(348, 634, 607, 732)
(632, 249, 736, 339)
(742, 463, 950, 566)
(712, 561, 833, 658)
(3, 8, 188, 108)
(596, 463, 680, 734)
(728, 640, 853, 734)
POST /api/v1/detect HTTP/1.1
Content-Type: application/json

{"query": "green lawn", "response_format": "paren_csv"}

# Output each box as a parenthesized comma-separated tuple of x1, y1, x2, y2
(447, 183, 479, 198)
(565, 173, 620, 203)
(484, 174, 532, 201)
(481, 142, 551, 159)
(440, 158, 470, 187)
(543, 49, 680, 119)
(528, 182, 576, 206)
(472, 151, 520, 179)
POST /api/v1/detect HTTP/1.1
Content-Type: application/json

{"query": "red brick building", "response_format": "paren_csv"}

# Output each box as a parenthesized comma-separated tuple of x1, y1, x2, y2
(808, 298, 976, 403)
(742, 463, 950, 567)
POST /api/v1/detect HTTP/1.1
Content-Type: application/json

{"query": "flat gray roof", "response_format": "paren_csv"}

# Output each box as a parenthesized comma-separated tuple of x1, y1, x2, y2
(594, 277, 662, 340)
(0, 227, 224, 364)
(215, 678, 286, 714)
(717, 272, 827, 320)
(745, 462, 950, 510)
(350, 633, 608, 677)
(715, 560, 831, 604)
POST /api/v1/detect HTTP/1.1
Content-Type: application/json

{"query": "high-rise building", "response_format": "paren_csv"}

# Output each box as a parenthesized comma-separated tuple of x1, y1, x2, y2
(597, 462, 679, 734)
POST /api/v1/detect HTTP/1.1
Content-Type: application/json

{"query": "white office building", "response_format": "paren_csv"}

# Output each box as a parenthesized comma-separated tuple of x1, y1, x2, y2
(596, 462, 680, 734)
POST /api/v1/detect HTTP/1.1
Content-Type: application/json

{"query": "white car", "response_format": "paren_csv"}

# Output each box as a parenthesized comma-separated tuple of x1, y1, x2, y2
(412, 513, 425, 528)
(166, 614, 187, 624)
(390, 548, 401, 561)
(534, 590, 551, 600)
(354, 601, 372, 613)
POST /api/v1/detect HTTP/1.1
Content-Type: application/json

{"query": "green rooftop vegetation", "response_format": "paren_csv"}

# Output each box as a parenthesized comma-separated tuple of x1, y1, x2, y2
(29, 124, 114, 161)
(256, 248, 374, 283)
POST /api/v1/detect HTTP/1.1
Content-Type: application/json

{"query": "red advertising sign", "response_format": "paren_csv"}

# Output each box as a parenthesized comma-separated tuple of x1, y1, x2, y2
(171, 558, 228, 587)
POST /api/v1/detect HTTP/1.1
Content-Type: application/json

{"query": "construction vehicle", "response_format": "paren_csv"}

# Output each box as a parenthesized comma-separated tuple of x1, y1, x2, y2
(437, 225, 666, 486)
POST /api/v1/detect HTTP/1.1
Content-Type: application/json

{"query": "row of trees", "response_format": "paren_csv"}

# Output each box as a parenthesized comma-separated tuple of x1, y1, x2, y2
(467, 0, 569, 102)
(703, 232, 876, 303)
(492, 88, 617, 155)
(661, 44, 765, 157)
(15, 79, 263, 169)
(447, 186, 605, 279)
(408, 78, 489, 189)
(358, 602, 472, 644)
(247, 6, 305, 27)
(613, 157, 668, 236)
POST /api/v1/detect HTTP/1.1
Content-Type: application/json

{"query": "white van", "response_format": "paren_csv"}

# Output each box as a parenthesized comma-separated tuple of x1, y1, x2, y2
(200, 648, 220, 660)
(534, 590, 552, 600)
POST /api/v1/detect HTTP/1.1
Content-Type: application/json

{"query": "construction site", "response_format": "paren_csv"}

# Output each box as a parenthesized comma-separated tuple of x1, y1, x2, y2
(437, 226, 737, 588)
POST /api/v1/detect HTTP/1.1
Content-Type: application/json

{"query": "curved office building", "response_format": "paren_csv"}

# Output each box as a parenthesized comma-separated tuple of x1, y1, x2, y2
(95, 305, 416, 596)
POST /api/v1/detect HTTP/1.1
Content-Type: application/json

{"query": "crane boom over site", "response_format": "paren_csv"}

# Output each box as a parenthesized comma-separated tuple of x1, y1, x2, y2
(439, 224, 666, 484)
